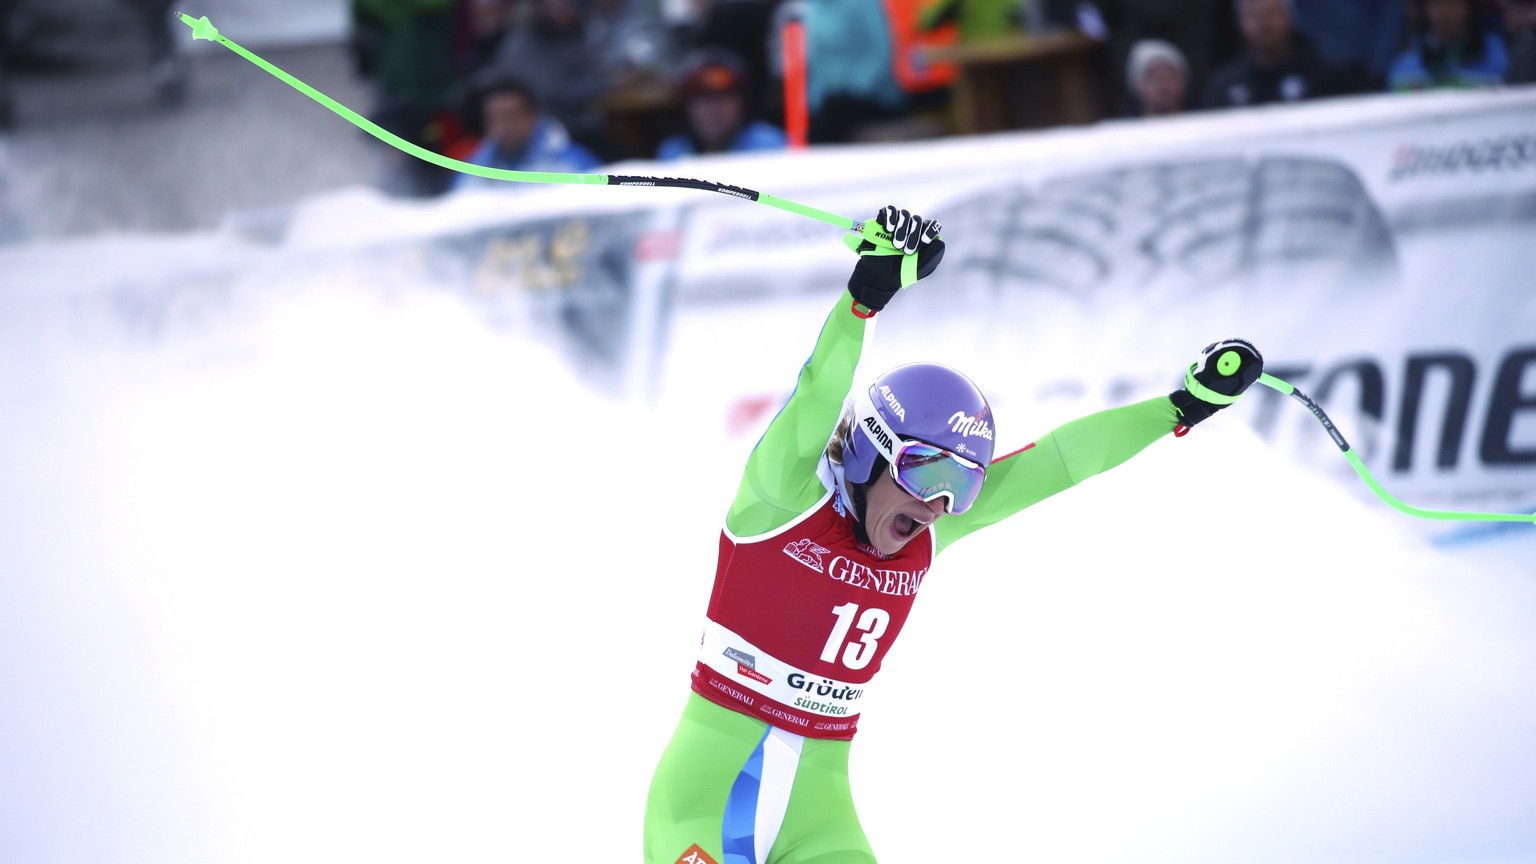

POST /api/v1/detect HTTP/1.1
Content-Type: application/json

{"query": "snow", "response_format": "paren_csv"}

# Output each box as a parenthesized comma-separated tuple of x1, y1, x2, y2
(1, 265, 1532, 864)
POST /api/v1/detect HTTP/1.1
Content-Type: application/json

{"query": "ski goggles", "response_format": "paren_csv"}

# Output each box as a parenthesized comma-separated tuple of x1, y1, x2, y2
(888, 439, 987, 514)
(854, 389, 988, 514)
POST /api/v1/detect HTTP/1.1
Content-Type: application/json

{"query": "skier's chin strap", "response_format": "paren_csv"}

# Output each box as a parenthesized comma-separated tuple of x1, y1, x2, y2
(848, 485, 872, 547)
(830, 452, 883, 547)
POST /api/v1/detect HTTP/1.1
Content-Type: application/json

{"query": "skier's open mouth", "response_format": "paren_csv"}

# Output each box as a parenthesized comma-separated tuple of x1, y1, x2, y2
(894, 513, 923, 538)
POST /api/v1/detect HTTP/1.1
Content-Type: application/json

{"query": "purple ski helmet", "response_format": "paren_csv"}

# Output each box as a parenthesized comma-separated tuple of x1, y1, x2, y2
(841, 363, 996, 513)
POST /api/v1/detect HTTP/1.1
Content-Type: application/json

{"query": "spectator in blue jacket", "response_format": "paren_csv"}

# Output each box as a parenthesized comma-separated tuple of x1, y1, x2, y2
(453, 77, 602, 191)
(485, 0, 615, 157)
(1387, 0, 1508, 90)
(657, 49, 787, 160)
(800, 0, 910, 142)
(1290, 0, 1407, 88)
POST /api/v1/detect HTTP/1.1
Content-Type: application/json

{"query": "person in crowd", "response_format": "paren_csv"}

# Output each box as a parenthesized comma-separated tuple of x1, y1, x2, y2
(1507, 0, 1536, 42)
(656, 48, 787, 159)
(800, 0, 912, 142)
(1125, 37, 1193, 115)
(1387, 0, 1508, 89)
(1506, 0, 1536, 83)
(1089, 0, 1220, 118)
(454, 0, 518, 82)
(919, 0, 1024, 42)
(642, 204, 1267, 864)
(351, 0, 461, 196)
(1201, 0, 1371, 109)
(675, 0, 782, 119)
(452, 76, 601, 192)
(485, 0, 617, 159)
(589, 0, 678, 88)
(1288, 0, 1407, 88)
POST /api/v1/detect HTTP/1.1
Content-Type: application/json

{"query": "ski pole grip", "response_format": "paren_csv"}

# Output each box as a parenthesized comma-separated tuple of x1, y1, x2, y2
(1259, 372, 1292, 395)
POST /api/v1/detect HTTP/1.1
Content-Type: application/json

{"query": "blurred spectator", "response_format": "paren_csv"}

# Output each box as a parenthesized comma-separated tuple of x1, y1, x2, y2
(590, 0, 677, 87)
(455, 0, 517, 81)
(919, 0, 1023, 41)
(1508, 0, 1536, 82)
(1508, 0, 1536, 38)
(1289, 0, 1407, 87)
(885, 0, 960, 110)
(1387, 0, 1508, 89)
(486, 0, 616, 158)
(799, 0, 911, 142)
(678, 0, 781, 116)
(452, 76, 602, 192)
(1125, 38, 1192, 115)
(656, 48, 787, 158)
(1508, 0, 1536, 37)
(1091, 0, 1220, 116)
(1201, 0, 1370, 108)
(351, 0, 460, 196)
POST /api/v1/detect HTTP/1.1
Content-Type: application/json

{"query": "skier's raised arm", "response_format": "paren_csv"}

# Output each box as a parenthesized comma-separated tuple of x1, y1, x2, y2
(725, 206, 945, 535)
(938, 338, 1266, 547)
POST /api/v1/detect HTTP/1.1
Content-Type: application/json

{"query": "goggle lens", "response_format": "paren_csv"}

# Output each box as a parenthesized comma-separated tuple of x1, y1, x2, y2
(890, 441, 986, 514)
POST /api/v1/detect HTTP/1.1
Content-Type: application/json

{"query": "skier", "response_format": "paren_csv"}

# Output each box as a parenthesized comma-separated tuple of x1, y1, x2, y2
(643, 205, 1264, 864)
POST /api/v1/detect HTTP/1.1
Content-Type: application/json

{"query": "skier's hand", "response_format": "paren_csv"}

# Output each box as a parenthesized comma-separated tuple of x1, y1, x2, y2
(1170, 338, 1264, 429)
(845, 205, 945, 314)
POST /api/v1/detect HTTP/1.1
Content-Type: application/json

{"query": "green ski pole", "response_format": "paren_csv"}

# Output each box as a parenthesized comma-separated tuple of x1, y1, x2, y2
(174, 13, 900, 244)
(1260, 373, 1535, 524)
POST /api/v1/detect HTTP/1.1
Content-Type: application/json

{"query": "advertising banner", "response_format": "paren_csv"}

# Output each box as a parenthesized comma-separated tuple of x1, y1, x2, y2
(655, 89, 1536, 521)
(4, 88, 1532, 523)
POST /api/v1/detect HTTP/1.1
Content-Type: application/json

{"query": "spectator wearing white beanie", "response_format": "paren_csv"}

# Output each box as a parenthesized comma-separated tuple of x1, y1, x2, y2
(1126, 38, 1190, 117)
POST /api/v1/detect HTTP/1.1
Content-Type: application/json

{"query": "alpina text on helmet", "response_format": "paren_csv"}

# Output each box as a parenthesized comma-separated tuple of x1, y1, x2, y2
(877, 385, 907, 421)
(862, 415, 894, 454)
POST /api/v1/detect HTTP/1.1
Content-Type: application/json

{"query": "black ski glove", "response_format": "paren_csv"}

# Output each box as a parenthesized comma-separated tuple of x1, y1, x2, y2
(1170, 338, 1264, 429)
(845, 205, 945, 314)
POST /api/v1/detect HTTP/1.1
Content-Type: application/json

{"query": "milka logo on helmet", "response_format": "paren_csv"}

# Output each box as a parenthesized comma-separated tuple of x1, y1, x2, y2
(948, 410, 994, 441)
(784, 538, 832, 572)
(877, 385, 906, 421)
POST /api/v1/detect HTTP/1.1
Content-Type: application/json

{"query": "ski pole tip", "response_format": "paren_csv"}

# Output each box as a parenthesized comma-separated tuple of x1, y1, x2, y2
(176, 12, 220, 42)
